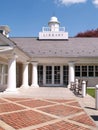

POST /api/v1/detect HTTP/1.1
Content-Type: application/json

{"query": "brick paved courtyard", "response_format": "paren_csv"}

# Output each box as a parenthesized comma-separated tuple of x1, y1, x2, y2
(0, 97, 97, 130)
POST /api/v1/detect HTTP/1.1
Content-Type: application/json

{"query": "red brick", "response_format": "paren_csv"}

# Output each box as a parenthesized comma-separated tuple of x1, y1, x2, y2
(0, 103, 25, 113)
(0, 127, 5, 130)
(0, 99, 7, 104)
(39, 104, 83, 117)
(47, 99, 75, 103)
(0, 110, 55, 129)
(33, 121, 90, 130)
(4, 98, 30, 102)
(69, 113, 96, 127)
(17, 99, 54, 108)
(66, 101, 81, 107)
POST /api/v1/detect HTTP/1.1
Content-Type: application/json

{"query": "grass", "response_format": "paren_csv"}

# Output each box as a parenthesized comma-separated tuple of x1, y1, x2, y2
(87, 88, 95, 98)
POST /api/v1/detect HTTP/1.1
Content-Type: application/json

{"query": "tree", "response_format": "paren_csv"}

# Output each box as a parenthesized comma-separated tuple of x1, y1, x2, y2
(75, 28, 98, 37)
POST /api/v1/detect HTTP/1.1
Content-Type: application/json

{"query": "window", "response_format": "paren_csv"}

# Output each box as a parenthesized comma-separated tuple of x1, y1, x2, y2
(0, 64, 8, 85)
(3, 65, 8, 84)
(75, 65, 98, 78)
(0, 30, 3, 34)
(88, 66, 94, 77)
(0, 64, 2, 73)
(63, 66, 68, 85)
(54, 66, 60, 84)
(82, 66, 87, 77)
(95, 66, 98, 77)
(46, 66, 52, 84)
(38, 66, 43, 85)
(75, 66, 80, 77)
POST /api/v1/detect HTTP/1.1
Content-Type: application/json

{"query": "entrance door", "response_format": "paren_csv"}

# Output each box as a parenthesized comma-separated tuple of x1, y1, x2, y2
(38, 65, 68, 86)
(54, 66, 60, 84)
(46, 66, 52, 84)
(46, 65, 61, 86)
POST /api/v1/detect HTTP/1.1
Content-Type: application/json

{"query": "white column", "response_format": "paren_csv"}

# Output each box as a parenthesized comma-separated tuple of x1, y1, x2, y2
(31, 62, 39, 87)
(68, 62, 75, 88)
(6, 54, 18, 92)
(21, 62, 29, 89)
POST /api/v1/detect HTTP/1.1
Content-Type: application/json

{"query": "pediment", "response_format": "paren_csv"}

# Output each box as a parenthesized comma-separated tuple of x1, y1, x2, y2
(0, 33, 15, 53)
(0, 38, 9, 46)
(0, 33, 15, 47)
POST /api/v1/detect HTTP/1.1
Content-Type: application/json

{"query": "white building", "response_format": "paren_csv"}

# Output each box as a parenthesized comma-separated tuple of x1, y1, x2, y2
(0, 16, 98, 92)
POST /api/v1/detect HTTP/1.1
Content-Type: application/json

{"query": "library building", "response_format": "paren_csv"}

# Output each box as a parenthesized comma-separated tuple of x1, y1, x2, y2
(0, 16, 98, 92)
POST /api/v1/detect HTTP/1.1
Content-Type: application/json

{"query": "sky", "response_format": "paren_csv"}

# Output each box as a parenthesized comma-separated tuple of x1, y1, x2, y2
(0, 0, 98, 37)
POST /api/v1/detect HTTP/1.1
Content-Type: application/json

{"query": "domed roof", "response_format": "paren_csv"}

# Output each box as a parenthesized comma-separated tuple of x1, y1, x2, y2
(48, 16, 60, 24)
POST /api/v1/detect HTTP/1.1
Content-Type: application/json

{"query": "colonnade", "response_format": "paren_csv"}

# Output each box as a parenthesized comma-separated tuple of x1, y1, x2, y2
(5, 54, 75, 92)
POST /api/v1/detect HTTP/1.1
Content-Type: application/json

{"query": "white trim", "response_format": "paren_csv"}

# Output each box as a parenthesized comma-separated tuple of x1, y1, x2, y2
(0, 47, 13, 52)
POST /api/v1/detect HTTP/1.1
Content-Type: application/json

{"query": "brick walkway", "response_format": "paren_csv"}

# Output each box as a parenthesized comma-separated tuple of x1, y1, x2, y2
(0, 97, 97, 130)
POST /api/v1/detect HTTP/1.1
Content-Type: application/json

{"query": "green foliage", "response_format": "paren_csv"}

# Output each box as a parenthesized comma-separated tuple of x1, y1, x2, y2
(87, 88, 95, 98)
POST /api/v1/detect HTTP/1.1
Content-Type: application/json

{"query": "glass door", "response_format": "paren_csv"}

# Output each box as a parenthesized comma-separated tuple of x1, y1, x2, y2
(54, 66, 60, 84)
(63, 66, 68, 85)
(46, 66, 52, 84)
(38, 66, 43, 85)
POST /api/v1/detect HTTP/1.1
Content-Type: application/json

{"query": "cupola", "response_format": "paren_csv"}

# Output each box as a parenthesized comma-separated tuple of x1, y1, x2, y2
(48, 16, 60, 32)
(39, 16, 68, 40)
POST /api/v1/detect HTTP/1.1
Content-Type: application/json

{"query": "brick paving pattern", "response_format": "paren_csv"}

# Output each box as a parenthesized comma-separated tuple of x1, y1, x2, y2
(38, 104, 84, 117)
(0, 110, 55, 129)
(0, 99, 7, 103)
(69, 113, 96, 127)
(16, 99, 55, 108)
(33, 121, 90, 130)
(0, 103, 25, 113)
(0, 98, 97, 130)
(0, 127, 4, 130)
(66, 101, 81, 107)
(4, 98, 30, 102)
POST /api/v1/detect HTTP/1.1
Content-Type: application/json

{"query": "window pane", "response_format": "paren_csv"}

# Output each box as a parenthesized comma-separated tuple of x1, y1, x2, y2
(38, 66, 43, 85)
(54, 66, 60, 84)
(3, 65, 8, 73)
(0, 64, 2, 73)
(88, 66, 94, 77)
(0, 76, 1, 84)
(46, 66, 52, 84)
(63, 66, 68, 85)
(75, 66, 80, 77)
(82, 66, 87, 77)
(3, 75, 8, 84)
(95, 66, 98, 77)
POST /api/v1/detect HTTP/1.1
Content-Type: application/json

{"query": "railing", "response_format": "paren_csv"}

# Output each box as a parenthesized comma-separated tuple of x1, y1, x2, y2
(42, 27, 65, 32)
